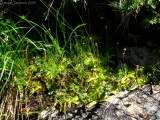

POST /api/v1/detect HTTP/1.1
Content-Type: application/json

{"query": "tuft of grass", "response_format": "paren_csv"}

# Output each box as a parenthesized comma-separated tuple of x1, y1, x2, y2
(0, 1, 111, 116)
(0, 12, 47, 119)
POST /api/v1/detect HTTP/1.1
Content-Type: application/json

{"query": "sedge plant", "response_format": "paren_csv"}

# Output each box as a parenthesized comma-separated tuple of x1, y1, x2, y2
(10, 1, 113, 116)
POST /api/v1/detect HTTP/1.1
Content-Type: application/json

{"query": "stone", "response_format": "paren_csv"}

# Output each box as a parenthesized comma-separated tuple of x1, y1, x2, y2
(39, 84, 160, 120)
(118, 46, 160, 67)
(150, 115, 156, 120)
(40, 110, 48, 119)
(155, 110, 160, 119)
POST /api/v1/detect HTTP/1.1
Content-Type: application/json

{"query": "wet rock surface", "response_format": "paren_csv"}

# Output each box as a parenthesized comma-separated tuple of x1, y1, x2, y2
(39, 84, 160, 120)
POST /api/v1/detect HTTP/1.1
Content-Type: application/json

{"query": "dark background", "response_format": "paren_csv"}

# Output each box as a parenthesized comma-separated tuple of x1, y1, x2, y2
(1, 0, 160, 57)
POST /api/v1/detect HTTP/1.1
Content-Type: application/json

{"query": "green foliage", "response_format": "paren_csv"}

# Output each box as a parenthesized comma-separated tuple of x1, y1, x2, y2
(9, 8, 112, 112)
(0, 57, 14, 100)
(110, 0, 159, 13)
(18, 51, 109, 112)
(1, 1, 160, 119)
(109, 0, 160, 27)
(0, 15, 46, 98)
(143, 63, 160, 83)
(109, 64, 147, 92)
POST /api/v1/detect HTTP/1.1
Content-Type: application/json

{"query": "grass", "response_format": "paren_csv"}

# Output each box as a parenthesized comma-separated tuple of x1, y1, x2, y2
(0, 1, 159, 119)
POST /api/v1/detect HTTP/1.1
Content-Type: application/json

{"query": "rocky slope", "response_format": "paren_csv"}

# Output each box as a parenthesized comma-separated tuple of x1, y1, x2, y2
(39, 84, 160, 120)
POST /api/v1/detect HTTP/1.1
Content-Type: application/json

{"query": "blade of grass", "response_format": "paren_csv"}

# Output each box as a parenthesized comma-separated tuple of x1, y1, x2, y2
(0, 60, 14, 96)
(63, 23, 86, 49)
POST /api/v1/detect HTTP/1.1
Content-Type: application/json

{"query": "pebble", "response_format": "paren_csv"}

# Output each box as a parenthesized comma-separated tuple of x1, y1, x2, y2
(155, 110, 160, 119)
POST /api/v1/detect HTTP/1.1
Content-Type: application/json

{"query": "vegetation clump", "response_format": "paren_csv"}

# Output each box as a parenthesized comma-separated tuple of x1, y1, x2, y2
(0, 0, 160, 119)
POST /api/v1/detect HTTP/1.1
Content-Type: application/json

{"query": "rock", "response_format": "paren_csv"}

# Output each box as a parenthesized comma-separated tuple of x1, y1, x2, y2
(150, 115, 156, 120)
(39, 108, 59, 120)
(40, 110, 48, 119)
(118, 46, 160, 67)
(39, 84, 160, 120)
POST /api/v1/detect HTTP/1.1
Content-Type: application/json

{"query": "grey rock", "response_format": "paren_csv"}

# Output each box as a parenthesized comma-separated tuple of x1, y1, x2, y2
(150, 115, 156, 120)
(39, 84, 160, 120)
(118, 46, 160, 67)
(68, 113, 73, 117)
(155, 110, 160, 119)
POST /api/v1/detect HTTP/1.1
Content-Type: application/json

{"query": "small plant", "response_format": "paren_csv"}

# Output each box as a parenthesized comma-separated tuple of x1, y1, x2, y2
(111, 63, 147, 91)
(18, 49, 109, 113)
(144, 63, 160, 84)
(0, 56, 15, 119)
(0, 56, 14, 99)
(109, 0, 160, 29)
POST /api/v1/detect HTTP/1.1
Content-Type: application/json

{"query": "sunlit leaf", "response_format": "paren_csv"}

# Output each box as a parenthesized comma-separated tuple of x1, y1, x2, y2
(87, 101, 97, 108)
